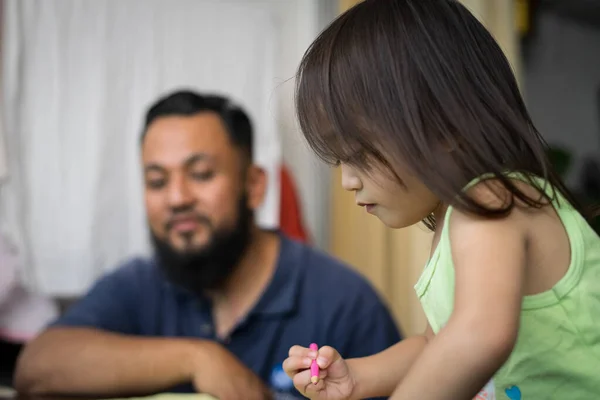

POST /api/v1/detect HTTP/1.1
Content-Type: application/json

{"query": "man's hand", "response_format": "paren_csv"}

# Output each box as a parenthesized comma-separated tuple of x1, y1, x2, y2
(191, 341, 273, 400)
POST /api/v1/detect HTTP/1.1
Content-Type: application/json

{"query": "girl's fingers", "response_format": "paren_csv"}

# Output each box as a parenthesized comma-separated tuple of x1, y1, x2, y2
(303, 373, 328, 395)
(293, 369, 313, 391)
(315, 346, 340, 369)
(295, 365, 330, 394)
(282, 356, 312, 377)
(288, 345, 317, 358)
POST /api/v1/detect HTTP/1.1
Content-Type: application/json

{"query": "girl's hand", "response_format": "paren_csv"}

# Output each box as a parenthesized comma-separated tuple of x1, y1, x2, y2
(282, 345, 356, 400)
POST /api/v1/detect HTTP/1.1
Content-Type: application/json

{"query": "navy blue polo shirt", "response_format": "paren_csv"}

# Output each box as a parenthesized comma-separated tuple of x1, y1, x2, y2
(52, 234, 401, 398)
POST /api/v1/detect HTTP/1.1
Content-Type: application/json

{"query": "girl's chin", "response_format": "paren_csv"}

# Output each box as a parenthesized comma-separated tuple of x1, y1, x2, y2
(376, 212, 423, 230)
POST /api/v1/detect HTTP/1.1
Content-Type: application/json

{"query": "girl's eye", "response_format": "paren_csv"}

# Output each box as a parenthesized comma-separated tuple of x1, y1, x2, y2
(331, 149, 368, 168)
(347, 151, 367, 165)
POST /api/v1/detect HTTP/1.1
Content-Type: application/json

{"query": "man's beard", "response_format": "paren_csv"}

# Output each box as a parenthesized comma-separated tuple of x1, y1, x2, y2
(151, 194, 253, 295)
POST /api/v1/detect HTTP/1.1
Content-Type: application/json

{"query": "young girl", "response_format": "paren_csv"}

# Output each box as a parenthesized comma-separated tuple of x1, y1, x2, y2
(282, 0, 600, 399)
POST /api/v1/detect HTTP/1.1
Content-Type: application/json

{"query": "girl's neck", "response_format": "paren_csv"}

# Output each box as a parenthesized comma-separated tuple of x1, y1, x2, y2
(433, 202, 448, 230)
(428, 202, 449, 260)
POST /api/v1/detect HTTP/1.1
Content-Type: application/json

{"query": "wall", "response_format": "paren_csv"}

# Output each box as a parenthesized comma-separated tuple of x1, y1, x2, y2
(266, 0, 334, 249)
(524, 10, 600, 186)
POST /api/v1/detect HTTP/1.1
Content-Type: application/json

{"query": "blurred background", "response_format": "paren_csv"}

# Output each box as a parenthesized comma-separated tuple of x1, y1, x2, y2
(0, 0, 599, 389)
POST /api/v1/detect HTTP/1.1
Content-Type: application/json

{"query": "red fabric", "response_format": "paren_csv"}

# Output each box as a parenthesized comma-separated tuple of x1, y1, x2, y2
(279, 165, 310, 243)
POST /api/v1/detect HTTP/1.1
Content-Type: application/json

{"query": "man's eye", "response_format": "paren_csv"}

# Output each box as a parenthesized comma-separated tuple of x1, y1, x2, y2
(146, 179, 166, 189)
(191, 171, 214, 181)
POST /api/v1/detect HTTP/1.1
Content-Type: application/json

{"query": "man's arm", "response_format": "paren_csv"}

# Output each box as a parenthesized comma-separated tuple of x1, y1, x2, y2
(14, 262, 271, 399)
(12, 262, 198, 396)
(14, 327, 205, 396)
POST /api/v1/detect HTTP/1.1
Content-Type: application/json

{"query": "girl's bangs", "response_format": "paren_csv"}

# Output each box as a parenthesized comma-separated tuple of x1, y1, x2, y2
(294, 17, 377, 170)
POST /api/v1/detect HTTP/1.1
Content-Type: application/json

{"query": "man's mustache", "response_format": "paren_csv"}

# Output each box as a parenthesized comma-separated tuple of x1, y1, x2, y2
(164, 211, 212, 231)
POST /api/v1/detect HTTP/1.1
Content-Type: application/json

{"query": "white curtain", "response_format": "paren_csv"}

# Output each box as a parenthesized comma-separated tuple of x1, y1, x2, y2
(0, 0, 6, 181)
(0, 0, 281, 296)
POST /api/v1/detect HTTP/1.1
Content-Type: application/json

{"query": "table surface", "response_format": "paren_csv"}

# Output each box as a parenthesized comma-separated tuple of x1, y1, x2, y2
(0, 391, 216, 400)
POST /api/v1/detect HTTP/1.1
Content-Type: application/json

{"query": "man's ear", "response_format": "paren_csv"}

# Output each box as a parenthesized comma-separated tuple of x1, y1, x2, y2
(245, 164, 267, 210)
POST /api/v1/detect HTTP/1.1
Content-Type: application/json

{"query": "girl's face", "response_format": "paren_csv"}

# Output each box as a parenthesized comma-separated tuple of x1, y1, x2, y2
(340, 162, 440, 229)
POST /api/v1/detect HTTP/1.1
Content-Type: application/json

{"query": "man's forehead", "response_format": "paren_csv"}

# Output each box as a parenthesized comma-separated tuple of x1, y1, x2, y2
(142, 113, 232, 166)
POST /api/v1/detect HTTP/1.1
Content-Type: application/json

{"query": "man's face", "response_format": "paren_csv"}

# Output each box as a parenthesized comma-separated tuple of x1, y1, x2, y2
(141, 112, 260, 291)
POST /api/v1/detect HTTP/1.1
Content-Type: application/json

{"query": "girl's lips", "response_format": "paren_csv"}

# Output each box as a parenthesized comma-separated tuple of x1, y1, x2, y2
(357, 202, 376, 213)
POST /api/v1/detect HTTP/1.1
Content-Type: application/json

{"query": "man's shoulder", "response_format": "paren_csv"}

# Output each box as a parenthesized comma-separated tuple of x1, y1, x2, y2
(100, 256, 162, 285)
(48, 256, 165, 332)
(282, 236, 379, 296)
(281, 236, 402, 347)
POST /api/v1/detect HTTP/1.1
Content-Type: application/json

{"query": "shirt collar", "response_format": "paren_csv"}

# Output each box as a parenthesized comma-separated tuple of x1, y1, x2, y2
(250, 233, 302, 317)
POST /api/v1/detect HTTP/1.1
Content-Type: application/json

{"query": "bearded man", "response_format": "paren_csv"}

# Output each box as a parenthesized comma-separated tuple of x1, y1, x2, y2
(14, 90, 400, 400)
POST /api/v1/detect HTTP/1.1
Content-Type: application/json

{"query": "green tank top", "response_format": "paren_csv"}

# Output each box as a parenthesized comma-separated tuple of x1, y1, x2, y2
(414, 174, 600, 399)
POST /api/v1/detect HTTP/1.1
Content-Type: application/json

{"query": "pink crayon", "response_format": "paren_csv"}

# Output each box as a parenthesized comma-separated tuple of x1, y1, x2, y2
(310, 343, 319, 384)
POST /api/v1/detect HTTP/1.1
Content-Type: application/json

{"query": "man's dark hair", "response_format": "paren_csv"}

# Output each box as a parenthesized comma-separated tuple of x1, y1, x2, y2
(141, 90, 253, 159)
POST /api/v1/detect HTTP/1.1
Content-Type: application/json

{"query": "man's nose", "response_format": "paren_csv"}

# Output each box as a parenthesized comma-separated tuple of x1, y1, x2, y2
(340, 164, 362, 192)
(166, 175, 194, 207)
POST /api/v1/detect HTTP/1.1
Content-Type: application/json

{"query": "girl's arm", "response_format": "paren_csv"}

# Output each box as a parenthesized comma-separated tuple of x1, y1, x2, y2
(390, 207, 526, 400)
(348, 326, 433, 399)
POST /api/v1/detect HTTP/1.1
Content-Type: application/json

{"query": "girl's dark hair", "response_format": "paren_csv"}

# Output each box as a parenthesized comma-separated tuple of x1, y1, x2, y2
(295, 0, 590, 230)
